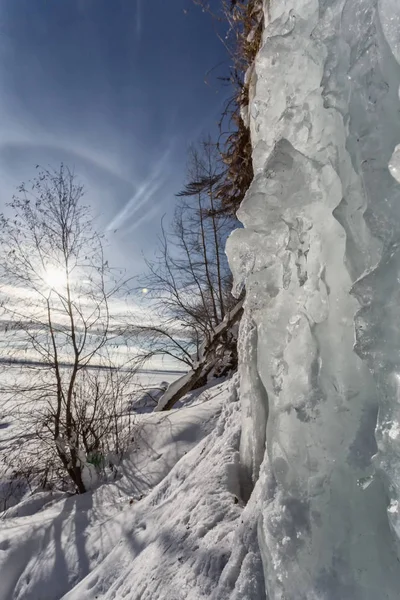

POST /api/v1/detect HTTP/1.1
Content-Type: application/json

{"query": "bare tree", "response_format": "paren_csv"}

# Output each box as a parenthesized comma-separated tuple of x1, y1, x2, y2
(0, 165, 135, 495)
(133, 140, 238, 372)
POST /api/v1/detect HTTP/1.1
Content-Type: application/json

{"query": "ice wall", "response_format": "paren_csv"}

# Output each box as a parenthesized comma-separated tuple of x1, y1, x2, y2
(227, 0, 400, 597)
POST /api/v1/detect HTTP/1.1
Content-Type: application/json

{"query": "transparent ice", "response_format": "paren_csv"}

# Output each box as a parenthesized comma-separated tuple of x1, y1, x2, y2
(226, 0, 400, 597)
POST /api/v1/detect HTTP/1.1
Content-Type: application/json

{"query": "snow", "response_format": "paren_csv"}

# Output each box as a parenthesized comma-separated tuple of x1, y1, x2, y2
(155, 371, 194, 412)
(225, 0, 400, 597)
(3, 1, 400, 598)
(127, 380, 169, 412)
(63, 382, 241, 600)
(0, 378, 248, 600)
(0, 369, 182, 511)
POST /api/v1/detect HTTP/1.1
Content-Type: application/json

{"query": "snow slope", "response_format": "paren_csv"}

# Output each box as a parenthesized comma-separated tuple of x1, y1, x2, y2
(0, 369, 183, 511)
(0, 378, 251, 600)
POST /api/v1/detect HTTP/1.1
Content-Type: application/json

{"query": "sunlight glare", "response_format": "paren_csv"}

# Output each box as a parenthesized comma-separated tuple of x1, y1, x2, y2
(43, 266, 68, 291)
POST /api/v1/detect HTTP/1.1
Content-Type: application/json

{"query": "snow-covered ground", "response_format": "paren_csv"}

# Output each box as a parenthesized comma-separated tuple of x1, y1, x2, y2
(0, 376, 252, 600)
(0, 368, 185, 509)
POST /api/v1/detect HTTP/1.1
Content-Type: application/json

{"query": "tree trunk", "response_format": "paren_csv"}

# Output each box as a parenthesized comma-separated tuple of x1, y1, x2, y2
(156, 300, 243, 411)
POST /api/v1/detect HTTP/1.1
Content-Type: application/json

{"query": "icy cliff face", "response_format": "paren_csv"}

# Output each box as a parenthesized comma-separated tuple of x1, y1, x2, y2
(227, 0, 400, 597)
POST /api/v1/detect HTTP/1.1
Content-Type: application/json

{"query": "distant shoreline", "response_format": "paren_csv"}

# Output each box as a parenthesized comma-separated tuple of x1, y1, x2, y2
(0, 357, 186, 375)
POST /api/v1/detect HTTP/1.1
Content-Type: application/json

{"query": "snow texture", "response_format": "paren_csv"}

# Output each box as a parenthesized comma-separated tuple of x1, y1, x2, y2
(226, 0, 400, 598)
(128, 381, 169, 412)
(0, 379, 249, 600)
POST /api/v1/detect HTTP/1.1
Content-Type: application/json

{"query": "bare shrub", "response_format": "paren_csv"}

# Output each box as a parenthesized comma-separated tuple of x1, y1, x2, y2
(0, 165, 136, 496)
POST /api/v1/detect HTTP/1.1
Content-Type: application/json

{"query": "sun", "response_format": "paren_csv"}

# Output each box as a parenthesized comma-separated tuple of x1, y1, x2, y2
(43, 266, 68, 291)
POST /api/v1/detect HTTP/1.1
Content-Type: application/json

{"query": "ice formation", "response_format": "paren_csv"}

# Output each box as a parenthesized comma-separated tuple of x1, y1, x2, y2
(227, 0, 400, 597)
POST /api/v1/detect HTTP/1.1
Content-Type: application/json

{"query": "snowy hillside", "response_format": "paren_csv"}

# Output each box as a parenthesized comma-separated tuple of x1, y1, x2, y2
(1, 379, 241, 600)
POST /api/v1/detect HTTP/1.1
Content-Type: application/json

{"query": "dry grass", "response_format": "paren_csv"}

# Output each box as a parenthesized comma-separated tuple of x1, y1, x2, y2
(194, 0, 264, 214)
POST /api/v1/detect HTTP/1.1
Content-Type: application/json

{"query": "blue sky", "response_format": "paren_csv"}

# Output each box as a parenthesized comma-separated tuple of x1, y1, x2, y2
(0, 0, 229, 275)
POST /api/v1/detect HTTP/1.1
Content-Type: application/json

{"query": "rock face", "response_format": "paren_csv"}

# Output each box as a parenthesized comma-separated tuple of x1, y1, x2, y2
(227, 0, 400, 597)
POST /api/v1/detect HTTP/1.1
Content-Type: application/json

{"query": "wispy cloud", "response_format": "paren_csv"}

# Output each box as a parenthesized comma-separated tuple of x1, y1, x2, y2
(106, 145, 172, 234)
(128, 202, 161, 233)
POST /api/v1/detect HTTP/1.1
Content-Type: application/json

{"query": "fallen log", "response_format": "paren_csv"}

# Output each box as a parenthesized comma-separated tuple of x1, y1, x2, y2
(155, 300, 244, 411)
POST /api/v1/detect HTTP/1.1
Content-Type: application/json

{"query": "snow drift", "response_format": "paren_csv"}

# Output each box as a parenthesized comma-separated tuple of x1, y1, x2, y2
(226, 0, 400, 598)
(0, 381, 230, 600)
